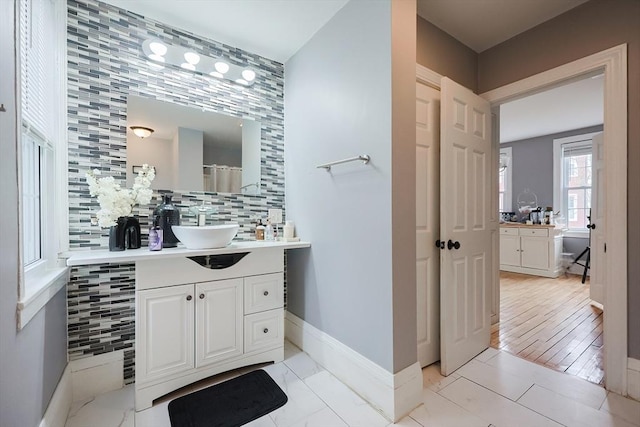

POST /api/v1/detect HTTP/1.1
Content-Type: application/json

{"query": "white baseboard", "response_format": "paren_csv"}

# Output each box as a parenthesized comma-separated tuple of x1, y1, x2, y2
(628, 357, 640, 400)
(69, 350, 124, 402)
(285, 312, 422, 422)
(39, 364, 72, 427)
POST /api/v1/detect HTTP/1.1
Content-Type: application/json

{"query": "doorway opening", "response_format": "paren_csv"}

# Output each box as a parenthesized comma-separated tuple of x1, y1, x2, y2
(482, 44, 628, 394)
(492, 75, 605, 386)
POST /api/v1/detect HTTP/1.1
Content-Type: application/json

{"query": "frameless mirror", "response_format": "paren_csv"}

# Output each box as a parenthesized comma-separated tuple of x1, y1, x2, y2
(126, 96, 261, 195)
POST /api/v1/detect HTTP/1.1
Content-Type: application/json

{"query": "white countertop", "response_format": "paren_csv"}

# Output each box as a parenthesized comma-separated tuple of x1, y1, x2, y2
(500, 223, 563, 229)
(64, 240, 311, 266)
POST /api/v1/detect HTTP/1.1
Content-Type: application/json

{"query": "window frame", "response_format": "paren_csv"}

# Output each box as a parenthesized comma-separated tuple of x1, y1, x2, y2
(553, 132, 599, 238)
(498, 146, 513, 212)
(16, 0, 69, 329)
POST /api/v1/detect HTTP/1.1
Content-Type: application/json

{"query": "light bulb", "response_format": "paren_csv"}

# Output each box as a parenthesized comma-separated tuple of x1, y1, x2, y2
(235, 78, 249, 86)
(149, 41, 167, 56)
(214, 61, 230, 74)
(148, 54, 165, 63)
(181, 63, 196, 71)
(184, 52, 200, 65)
(209, 71, 224, 78)
(241, 69, 256, 82)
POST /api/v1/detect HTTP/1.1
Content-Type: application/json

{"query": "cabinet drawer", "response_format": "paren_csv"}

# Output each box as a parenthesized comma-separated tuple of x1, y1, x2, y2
(500, 227, 519, 236)
(244, 309, 283, 353)
(244, 273, 283, 314)
(519, 228, 548, 237)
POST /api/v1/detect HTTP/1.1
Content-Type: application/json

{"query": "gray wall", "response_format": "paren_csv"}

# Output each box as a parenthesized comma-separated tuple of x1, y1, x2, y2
(501, 125, 603, 218)
(0, 2, 68, 426)
(285, 0, 417, 373)
(478, 0, 640, 358)
(416, 15, 477, 92)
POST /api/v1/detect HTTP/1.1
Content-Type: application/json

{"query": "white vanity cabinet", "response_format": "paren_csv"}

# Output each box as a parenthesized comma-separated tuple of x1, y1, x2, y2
(134, 249, 286, 410)
(499, 226, 563, 278)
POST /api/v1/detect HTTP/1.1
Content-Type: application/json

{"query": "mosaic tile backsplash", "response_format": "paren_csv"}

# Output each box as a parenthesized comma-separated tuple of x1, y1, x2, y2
(67, 0, 285, 383)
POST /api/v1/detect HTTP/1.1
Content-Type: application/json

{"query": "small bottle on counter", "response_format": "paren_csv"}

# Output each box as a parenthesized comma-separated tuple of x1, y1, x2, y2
(283, 221, 294, 239)
(265, 219, 274, 241)
(255, 219, 265, 240)
(148, 221, 163, 251)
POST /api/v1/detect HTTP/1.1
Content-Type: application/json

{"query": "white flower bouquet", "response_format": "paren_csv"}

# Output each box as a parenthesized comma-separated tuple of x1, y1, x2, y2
(85, 164, 156, 228)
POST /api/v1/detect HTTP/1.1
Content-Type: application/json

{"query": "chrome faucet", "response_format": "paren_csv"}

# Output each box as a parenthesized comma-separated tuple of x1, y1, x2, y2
(188, 203, 218, 226)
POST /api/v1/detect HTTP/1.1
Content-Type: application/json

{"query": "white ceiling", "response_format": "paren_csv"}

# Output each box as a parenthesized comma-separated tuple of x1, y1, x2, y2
(102, 0, 600, 141)
(101, 0, 349, 64)
(500, 75, 603, 143)
(416, 0, 589, 53)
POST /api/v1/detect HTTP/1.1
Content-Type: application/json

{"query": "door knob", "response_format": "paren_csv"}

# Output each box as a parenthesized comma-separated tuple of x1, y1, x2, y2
(447, 240, 461, 250)
(435, 240, 445, 249)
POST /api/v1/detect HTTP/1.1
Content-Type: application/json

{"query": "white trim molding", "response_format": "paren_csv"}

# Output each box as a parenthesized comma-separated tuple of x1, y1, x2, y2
(628, 358, 640, 401)
(285, 312, 423, 422)
(39, 365, 72, 427)
(482, 44, 628, 396)
(416, 63, 442, 88)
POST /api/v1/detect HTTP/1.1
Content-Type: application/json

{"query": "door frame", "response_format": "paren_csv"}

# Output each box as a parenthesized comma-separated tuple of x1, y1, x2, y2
(417, 42, 628, 395)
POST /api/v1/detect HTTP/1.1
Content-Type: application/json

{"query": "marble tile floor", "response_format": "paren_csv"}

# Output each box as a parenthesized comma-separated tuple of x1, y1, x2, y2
(66, 342, 639, 427)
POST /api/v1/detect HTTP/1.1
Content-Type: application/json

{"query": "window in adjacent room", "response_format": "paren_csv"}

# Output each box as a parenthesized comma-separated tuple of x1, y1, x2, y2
(553, 133, 597, 237)
(498, 146, 512, 212)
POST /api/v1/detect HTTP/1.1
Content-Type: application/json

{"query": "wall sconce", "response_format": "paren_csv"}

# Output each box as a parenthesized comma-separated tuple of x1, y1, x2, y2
(142, 39, 257, 86)
(130, 126, 154, 139)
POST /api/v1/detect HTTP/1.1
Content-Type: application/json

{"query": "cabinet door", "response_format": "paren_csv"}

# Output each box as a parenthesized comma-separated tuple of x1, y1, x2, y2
(137, 284, 194, 384)
(520, 236, 549, 270)
(196, 278, 243, 368)
(499, 234, 521, 267)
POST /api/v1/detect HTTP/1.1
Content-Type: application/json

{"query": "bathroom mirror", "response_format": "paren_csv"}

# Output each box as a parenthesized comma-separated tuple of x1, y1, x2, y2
(126, 96, 261, 195)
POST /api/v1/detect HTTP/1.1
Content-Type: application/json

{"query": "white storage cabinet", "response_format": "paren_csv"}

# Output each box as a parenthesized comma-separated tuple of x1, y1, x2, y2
(135, 249, 284, 410)
(499, 226, 563, 278)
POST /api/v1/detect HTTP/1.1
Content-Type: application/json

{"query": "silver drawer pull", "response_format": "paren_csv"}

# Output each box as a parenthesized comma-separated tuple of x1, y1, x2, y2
(263, 290, 269, 296)
(263, 328, 269, 334)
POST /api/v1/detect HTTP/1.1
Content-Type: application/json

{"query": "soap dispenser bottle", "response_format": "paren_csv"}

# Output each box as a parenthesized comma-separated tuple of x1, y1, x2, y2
(255, 219, 265, 241)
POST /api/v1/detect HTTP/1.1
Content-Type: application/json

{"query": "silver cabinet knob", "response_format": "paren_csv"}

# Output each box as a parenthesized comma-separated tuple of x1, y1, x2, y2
(186, 295, 192, 301)
(263, 290, 269, 296)
(263, 328, 269, 334)
(199, 293, 205, 299)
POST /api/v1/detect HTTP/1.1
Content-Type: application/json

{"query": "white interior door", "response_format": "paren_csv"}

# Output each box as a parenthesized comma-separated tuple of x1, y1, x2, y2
(590, 132, 605, 306)
(440, 77, 492, 376)
(416, 81, 441, 367)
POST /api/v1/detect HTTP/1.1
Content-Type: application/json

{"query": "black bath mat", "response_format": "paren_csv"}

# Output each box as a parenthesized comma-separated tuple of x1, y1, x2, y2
(168, 369, 288, 427)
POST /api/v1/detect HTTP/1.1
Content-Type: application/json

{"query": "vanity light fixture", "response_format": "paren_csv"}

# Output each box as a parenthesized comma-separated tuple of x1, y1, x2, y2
(142, 39, 257, 86)
(130, 126, 154, 139)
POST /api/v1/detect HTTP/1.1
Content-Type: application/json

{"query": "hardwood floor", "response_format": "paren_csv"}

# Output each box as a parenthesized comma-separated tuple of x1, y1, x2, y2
(491, 271, 604, 386)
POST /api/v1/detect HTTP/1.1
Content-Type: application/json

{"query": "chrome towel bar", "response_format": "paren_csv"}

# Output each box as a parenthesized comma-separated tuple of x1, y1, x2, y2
(316, 154, 370, 171)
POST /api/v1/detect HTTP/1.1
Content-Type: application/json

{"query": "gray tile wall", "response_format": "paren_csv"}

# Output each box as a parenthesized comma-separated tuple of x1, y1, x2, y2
(67, 0, 285, 383)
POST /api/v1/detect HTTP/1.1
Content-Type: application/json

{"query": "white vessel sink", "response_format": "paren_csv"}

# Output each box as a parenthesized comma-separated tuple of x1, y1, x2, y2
(171, 224, 239, 249)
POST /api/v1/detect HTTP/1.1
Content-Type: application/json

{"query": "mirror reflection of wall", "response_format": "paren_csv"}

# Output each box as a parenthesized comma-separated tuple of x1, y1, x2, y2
(126, 96, 261, 195)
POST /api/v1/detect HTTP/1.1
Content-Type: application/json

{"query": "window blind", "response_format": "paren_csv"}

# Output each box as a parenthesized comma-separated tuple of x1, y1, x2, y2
(19, 0, 57, 146)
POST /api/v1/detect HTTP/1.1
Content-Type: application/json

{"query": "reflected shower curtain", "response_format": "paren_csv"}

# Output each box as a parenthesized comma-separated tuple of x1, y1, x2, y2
(204, 165, 242, 193)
